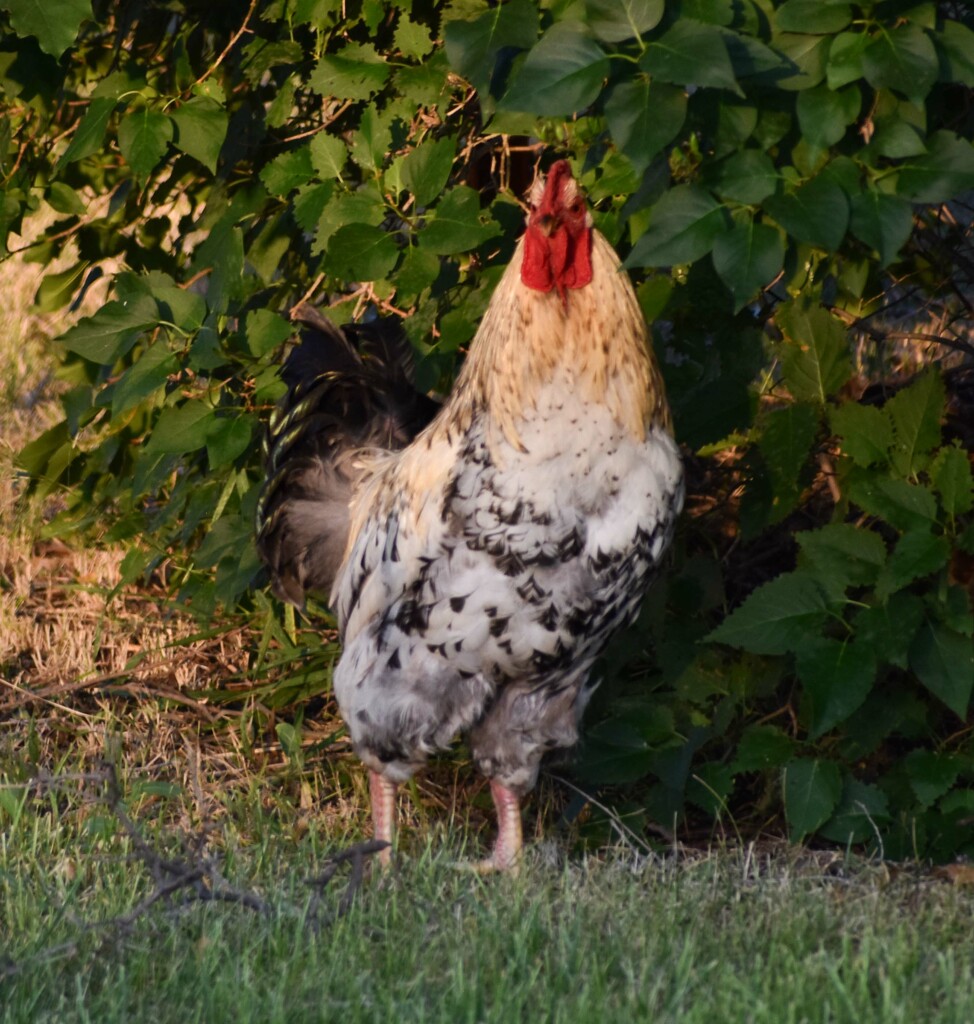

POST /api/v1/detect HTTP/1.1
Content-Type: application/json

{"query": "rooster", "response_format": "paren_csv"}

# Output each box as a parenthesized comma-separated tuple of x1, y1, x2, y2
(257, 160, 684, 870)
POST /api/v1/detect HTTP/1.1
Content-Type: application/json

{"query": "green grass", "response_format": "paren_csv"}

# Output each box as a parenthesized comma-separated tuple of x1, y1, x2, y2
(4, 772, 974, 1024)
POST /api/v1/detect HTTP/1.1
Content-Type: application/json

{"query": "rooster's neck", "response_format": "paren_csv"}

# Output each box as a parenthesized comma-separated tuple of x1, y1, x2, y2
(442, 231, 668, 453)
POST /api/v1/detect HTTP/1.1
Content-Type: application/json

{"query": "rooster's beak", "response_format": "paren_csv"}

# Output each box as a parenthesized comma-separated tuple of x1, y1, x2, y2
(536, 213, 559, 236)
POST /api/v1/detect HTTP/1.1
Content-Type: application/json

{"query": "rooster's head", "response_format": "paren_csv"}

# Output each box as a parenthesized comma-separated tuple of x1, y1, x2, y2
(521, 160, 593, 300)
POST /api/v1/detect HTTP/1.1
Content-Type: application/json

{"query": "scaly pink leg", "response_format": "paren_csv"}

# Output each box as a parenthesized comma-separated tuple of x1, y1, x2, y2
(369, 770, 397, 867)
(487, 779, 523, 873)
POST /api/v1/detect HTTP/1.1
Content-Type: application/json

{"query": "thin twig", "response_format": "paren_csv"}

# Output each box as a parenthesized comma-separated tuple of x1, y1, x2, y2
(305, 839, 390, 931)
(195, 0, 258, 86)
(2, 765, 390, 979)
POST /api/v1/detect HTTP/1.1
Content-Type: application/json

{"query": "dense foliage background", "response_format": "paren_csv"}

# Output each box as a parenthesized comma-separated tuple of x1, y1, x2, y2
(3, 0, 974, 858)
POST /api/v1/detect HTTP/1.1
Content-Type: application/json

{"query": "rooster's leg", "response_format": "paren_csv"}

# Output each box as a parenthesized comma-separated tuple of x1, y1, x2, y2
(483, 779, 523, 873)
(369, 770, 397, 867)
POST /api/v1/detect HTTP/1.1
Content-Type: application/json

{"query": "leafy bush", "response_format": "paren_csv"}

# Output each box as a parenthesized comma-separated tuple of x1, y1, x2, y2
(4, 0, 974, 857)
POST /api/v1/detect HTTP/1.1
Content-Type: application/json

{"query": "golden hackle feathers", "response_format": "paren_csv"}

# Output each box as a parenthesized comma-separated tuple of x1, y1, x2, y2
(435, 229, 670, 454)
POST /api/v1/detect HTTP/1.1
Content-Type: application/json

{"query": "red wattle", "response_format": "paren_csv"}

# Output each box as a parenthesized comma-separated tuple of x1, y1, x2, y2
(521, 225, 593, 295)
(522, 227, 554, 292)
(562, 229, 592, 289)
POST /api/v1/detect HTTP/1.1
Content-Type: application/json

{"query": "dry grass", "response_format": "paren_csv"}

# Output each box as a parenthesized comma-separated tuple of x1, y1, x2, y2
(0, 216, 288, 814)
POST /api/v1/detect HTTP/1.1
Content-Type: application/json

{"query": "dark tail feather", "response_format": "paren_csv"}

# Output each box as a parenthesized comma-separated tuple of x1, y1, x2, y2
(255, 309, 438, 607)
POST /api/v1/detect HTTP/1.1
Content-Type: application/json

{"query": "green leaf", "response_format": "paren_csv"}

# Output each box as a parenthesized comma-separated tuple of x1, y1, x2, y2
(895, 131, 974, 203)
(712, 218, 784, 312)
(849, 190, 913, 267)
(627, 185, 727, 268)
(444, 0, 539, 96)
(819, 778, 888, 844)
(906, 750, 962, 807)
(241, 38, 304, 83)
(245, 309, 292, 358)
(294, 182, 335, 234)
(309, 44, 390, 101)
(798, 638, 877, 738)
(146, 276, 206, 333)
(771, 33, 829, 90)
(829, 402, 893, 467)
(937, 18, 974, 87)
(875, 531, 950, 602)
(637, 276, 673, 324)
(419, 186, 498, 255)
(864, 94, 928, 161)
(775, 298, 852, 403)
(324, 223, 399, 281)
(712, 150, 778, 204)
(797, 523, 887, 596)
(196, 513, 251, 568)
(584, 0, 664, 43)
(819, 154, 860, 198)
(394, 246, 441, 303)
(575, 739, 656, 785)
(3, 0, 91, 57)
(192, 215, 244, 318)
(910, 621, 974, 718)
(349, 106, 393, 172)
(401, 138, 455, 208)
(774, 0, 851, 34)
(34, 263, 87, 313)
(605, 78, 686, 175)
(722, 31, 787, 78)
(686, 761, 734, 816)
(394, 13, 433, 59)
(853, 593, 924, 670)
(731, 725, 796, 773)
(320, 188, 386, 230)
(764, 173, 848, 252)
(259, 146, 314, 197)
(313, 189, 386, 253)
(170, 97, 228, 173)
(17, 420, 70, 477)
(783, 758, 842, 840)
(501, 22, 610, 115)
(862, 23, 938, 101)
(143, 401, 215, 455)
(708, 571, 829, 655)
(752, 108, 793, 150)
(796, 83, 860, 149)
(757, 401, 819, 522)
(885, 371, 944, 478)
(931, 444, 974, 516)
(639, 18, 740, 94)
(937, 583, 972, 636)
(826, 30, 869, 89)
(679, 0, 734, 26)
(118, 110, 173, 176)
(57, 96, 114, 168)
(577, 705, 677, 784)
(59, 295, 158, 365)
(309, 134, 347, 181)
(848, 474, 938, 532)
(46, 182, 87, 216)
(111, 342, 178, 416)
(206, 416, 253, 468)
(438, 307, 477, 352)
